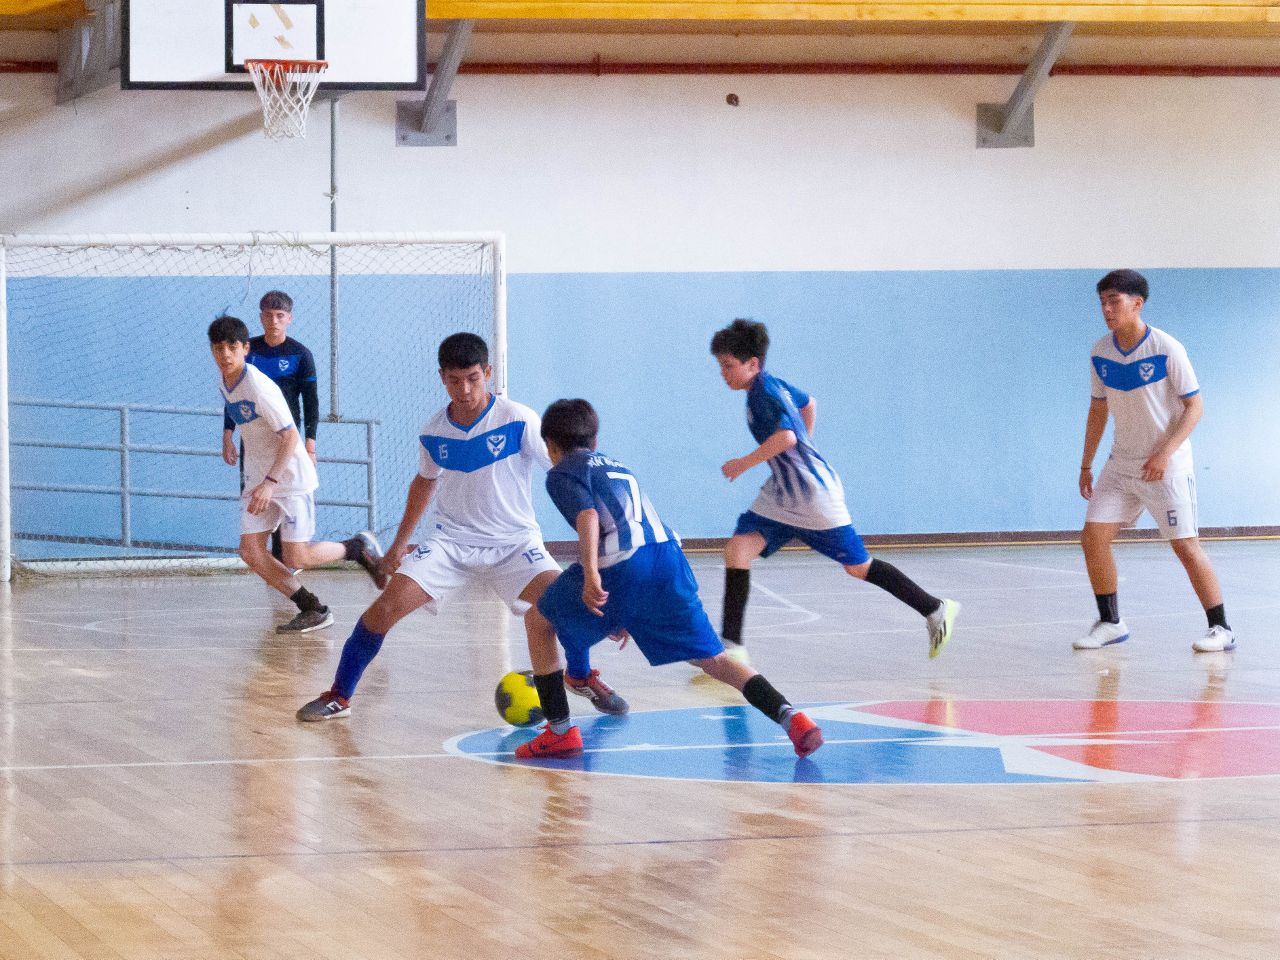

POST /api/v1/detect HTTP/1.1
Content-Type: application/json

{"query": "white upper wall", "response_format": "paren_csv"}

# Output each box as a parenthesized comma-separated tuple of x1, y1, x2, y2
(3, 70, 1279, 272)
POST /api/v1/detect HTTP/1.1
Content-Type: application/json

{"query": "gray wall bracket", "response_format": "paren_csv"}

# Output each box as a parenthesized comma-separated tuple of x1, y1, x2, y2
(57, 0, 120, 104)
(396, 19, 473, 147)
(977, 21, 1074, 149)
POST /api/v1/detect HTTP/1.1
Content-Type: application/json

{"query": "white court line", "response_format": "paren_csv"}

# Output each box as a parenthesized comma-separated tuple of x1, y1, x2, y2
(14, 721, 1280, 775)
(750, 581, 821, 628)
(960, 558, 1092, 577)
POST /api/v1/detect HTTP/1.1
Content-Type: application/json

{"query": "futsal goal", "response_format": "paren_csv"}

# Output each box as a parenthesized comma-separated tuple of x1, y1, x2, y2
(0, 232, 505, 580)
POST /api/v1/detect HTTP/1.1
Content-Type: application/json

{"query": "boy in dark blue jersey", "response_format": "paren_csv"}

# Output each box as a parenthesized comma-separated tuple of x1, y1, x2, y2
(711, 319, 959, 660)
(515, 399, 822, 760)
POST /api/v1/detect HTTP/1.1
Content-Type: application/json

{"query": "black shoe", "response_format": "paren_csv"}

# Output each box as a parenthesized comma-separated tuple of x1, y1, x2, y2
(277, 607, 335, 633)
(351, 531, 389, 590)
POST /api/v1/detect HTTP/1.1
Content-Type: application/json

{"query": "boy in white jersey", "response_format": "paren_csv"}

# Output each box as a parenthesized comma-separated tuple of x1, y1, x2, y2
(209, 316, 385, 633)
(296, 333, 628, 721)
(1076, 270, 1234, 652)
(711, 319, 959, 660)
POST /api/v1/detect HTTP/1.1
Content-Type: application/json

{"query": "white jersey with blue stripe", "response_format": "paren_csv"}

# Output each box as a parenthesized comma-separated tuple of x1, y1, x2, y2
(1090, 325, 1200, 477)
(546, 450, 675, 568)
(221, 364, 317, 497)
(745, 371, 851, 531)
(418, 395, 552, 547)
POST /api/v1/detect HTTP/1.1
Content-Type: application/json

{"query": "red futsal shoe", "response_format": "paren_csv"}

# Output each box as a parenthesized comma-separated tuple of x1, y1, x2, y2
(787, 712, 824, 758)
(515, 724, 584, 759)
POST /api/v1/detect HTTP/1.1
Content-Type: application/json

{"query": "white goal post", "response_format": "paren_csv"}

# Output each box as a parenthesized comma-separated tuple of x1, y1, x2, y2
(0, 231, 506, 580)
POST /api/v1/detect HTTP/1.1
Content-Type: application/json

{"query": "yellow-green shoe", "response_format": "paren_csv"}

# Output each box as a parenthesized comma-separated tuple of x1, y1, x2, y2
(927, 599, 959, 659)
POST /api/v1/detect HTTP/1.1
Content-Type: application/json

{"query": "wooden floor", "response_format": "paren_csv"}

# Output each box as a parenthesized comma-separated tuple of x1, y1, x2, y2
(3, 540, 1280, 959)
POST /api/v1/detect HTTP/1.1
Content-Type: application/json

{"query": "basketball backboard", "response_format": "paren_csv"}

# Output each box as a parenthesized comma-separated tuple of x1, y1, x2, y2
(122, 0, 425, 91)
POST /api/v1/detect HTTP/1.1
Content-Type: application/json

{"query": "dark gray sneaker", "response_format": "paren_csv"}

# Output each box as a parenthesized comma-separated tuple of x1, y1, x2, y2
(351, 531, 389, 590)
(296, 689, 351, 721)
(277, 607, 334, 633)
(565, 669, 629, 715)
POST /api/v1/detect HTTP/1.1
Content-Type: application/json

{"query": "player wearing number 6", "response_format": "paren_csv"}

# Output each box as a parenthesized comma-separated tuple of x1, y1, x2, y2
(297, 333, 628, 721)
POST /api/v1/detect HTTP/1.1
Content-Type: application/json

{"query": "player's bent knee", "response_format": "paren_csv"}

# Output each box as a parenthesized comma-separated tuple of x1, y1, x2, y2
(844, 560, 872, 580)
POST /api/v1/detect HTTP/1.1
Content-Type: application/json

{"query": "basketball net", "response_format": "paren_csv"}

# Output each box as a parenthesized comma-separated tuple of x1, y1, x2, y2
(245, 59, 329, 140)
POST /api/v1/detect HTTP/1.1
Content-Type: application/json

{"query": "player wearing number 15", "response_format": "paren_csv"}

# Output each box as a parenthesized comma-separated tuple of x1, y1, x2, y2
(297, 334, 628, 722)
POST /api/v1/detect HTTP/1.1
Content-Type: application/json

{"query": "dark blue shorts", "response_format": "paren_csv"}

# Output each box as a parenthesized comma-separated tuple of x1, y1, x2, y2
(733, 510, 870, 566)
(537, 540, 725, 667)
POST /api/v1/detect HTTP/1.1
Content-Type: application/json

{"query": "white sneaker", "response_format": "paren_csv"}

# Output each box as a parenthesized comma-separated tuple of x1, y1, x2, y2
(1193, 625, 1236, 653)
(1073, 619, 1130, 650)
(926, 599, 960, 659)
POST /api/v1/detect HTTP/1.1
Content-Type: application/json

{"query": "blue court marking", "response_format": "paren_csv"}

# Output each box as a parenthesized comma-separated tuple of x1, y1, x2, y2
(446, 704, 1091, 785)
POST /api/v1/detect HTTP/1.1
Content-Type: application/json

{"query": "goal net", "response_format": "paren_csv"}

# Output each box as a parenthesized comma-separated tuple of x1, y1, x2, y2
(0, 232, 504, 579)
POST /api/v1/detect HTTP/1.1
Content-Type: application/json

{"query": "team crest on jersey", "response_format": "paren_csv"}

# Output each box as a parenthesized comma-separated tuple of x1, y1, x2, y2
(225, 400, 259, 425)
(1139, 362, 1155, 382)
(487, 434, 507, 457)
(279, 358, 290, 372)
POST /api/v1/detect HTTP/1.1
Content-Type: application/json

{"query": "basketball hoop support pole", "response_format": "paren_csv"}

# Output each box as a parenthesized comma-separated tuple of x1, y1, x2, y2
(396, 19, 473, 147)
(0, 242, 10, 583)
(328, 95, 341, 421)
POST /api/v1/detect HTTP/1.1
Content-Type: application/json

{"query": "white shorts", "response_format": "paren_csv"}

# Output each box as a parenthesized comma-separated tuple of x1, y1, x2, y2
(1085, 463, 1199, 540)
(240, 491, 317, 542)
(396, 535, 562, 616)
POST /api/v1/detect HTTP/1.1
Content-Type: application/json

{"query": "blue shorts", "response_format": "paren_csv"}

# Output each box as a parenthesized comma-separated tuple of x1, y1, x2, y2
(537, 540, 725, 667)
(733, 510, 870, 566)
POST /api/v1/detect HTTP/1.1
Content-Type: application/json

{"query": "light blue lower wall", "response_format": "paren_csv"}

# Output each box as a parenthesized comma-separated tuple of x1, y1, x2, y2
(10, 268, 1280, 558)
(511, 268, 1280, 543)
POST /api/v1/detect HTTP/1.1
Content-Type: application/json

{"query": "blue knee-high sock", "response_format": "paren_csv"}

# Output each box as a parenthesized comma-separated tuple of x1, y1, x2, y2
(563, 644, 591, 680)
(333, 618, 385, 699)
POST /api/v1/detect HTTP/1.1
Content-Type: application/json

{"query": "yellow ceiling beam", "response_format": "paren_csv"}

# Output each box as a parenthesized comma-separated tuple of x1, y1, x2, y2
(426, 1, 1280, 23)
(0, 0, 88, 30)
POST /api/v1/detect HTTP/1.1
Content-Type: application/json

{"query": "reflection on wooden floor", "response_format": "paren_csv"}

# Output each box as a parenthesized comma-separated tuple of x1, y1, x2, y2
(3, 541, 1280, 958)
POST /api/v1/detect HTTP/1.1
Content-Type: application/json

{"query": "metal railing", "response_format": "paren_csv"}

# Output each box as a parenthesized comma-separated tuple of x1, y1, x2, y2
(11, 398, 377, 555)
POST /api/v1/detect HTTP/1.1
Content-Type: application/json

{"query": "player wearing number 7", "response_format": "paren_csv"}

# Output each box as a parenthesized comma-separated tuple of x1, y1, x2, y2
(297, 333, 629, 721)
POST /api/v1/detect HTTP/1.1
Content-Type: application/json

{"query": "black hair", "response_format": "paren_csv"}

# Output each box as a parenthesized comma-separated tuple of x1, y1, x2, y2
(1096, 270, 1149, 301)
(208, 315, 250, 344)
(541, 399, 599, 452)
(438, 332, 489, 370)
(259, 290, 293, 312)
(710, 318, 769, 363)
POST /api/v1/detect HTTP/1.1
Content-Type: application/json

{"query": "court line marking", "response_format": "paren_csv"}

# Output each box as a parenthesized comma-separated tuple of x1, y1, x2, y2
(960, 558, 1092, 577)
(11, 714, 1279, 774)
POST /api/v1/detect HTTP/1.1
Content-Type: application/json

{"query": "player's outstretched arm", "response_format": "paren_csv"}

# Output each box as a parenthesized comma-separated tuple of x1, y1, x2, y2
(1079, 398, 1109, 499)
(722, 429, 798, 482)
(382, 475, 437, 574)
(575, 509, 608, 616)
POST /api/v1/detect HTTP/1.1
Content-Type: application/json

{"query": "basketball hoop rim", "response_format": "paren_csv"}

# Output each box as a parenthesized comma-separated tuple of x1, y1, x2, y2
(244, 59, 330, 72)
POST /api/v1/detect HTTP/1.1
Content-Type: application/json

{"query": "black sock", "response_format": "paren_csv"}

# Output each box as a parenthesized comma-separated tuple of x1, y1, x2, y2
(1096, 593, 1119, 624)
(341, 537, 364, 562)
(290, 586, 323, 613)
(1206, 604, 1229, 630)
(864, 559, 940, 618)
(742, 674, 793, 725)
(532, 670, 572, 730)
(722, 568, 750, 646)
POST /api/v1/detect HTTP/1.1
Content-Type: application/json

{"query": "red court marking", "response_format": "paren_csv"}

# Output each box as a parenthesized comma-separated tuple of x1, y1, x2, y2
(860, 700, 1280, 780)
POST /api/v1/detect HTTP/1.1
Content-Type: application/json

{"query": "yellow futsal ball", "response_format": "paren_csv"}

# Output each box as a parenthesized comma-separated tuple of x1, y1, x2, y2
(495, 670, 544, 727)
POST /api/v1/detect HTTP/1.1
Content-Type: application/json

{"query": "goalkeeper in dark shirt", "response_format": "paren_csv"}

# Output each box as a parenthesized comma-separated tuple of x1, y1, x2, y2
(222, 291, 320, 559)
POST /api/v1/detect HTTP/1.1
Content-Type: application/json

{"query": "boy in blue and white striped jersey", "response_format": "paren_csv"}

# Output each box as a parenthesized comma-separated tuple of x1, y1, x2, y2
(515, 399, 822, 760)
(711, 319, 959, 660)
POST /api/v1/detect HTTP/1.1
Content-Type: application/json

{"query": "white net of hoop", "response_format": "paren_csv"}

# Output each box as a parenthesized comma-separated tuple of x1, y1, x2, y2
(246, 60, 329, 140)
